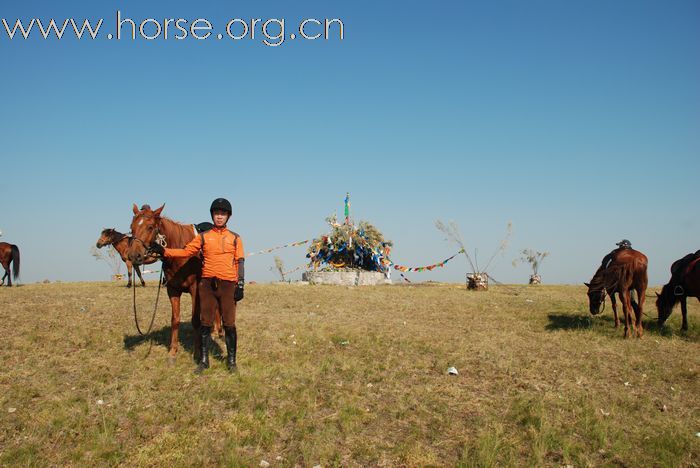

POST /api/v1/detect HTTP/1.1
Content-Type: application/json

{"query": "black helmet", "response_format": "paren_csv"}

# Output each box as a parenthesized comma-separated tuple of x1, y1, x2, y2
(210, 198, 232, 216)
(616, 239, 632, 248)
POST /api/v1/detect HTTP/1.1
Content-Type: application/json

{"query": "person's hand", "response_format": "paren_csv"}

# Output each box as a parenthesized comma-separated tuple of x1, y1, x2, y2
(234, 280, 244, 302)
(149, 242, 165, 257)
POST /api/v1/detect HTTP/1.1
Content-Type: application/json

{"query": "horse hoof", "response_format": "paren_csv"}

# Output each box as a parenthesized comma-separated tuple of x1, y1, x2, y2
(167, 356, 176, 366)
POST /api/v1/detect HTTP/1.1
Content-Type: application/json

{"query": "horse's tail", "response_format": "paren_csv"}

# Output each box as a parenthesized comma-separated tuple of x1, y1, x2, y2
(11, 244, 20, 280)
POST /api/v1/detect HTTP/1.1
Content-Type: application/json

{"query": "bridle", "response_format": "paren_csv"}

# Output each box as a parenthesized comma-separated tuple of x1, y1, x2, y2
(590, 287, 607, 313)
(129, 216, 167, 256)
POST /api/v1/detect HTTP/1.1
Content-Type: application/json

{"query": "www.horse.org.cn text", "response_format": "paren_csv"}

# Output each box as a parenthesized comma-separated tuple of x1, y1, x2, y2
(1, 11, 345, 47)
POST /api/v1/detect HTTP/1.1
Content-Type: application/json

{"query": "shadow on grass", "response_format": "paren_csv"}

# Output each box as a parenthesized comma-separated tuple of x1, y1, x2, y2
(644, 320, 697, 340)
(545, 312, 607, 332)
(545, 312, 694, 340)
(123, 323, 224, 360)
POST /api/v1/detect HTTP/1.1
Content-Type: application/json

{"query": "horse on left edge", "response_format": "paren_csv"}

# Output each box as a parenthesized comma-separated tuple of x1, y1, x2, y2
(0, 242, 20, 286)
(96, 228, 156, 288)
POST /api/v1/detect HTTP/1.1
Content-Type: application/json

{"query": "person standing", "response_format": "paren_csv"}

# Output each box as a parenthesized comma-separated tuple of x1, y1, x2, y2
(150, 198, 244, 373)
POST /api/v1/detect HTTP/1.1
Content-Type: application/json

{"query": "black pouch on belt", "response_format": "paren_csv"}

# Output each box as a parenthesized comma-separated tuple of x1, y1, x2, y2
(211, 277, 219, 291)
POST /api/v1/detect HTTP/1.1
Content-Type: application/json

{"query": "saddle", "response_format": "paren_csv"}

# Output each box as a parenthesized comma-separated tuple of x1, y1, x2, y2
(601, 246, 632, 269)
(196, 222, 214, 233)
(671, 250, 700, 278)
(670, 250, 700, 294)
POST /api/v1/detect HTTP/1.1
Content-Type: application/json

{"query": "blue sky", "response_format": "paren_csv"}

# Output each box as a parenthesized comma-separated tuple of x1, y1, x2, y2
(1, 0, 698, 285)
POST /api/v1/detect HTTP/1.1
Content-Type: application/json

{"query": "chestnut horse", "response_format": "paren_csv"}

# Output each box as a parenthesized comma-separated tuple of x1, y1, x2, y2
(0, 242, 20, 286)
(126, 204, 221, 362)
(96, 228, 155, 288)
(585, 248, 648, 338)
(656, 252, 700, 331)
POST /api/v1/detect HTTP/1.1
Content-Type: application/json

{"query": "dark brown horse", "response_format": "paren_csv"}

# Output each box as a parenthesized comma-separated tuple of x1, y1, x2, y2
(0, 242, 20, 286)
(585, 248, 648, 338)
(656, 253, 700, 331)
(96, 228, 155, 288)
(126, 204, 221, 362)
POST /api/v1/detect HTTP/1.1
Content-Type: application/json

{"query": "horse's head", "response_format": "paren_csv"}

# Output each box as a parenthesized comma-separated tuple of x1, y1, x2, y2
(584, 281, 606, 315)
(127, 203, 164, 265)
(96, 228, 116, 248)
(655, 284, 676, 326)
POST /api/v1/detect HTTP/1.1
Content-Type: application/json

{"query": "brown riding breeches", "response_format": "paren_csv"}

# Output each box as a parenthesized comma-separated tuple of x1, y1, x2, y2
(198, 278, 237, 328)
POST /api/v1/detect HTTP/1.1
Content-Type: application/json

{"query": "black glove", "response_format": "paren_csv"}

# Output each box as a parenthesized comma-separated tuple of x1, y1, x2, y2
(149, 242, 165, 257)
(234, 280, 244, 302)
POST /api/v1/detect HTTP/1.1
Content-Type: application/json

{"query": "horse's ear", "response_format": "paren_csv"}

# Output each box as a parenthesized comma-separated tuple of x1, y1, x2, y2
(583, 282, 590, 287)
(132, 203, 140, 215)
(154, 204, 165, 217)
(656, 292, 660, 297)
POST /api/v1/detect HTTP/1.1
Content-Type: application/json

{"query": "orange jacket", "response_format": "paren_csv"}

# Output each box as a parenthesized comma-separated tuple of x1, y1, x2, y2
(164, 227, 244, 281)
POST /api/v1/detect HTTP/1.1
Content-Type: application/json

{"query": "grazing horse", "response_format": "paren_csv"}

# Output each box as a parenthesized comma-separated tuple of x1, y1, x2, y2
(0, 242, 20, 286)
(585, 248, 648, 338)
(96, 228, 154, 288)
(656, 252, 700, 331)
(126, 204, 221, 362)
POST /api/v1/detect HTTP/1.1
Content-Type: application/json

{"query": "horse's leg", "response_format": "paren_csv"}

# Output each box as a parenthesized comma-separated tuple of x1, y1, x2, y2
(634, 287, 645, 338)
(680, 297, 689, 331)
(6, 263, 11, 287)
(126, 261, 133, 288)
(1, 267, 6, 286)
(135, 264, 146, 287)
(610, 294, 619, 328)
(168, 292, 181, 363)
(192, 284, 202, 362)
(621, 291, 632, 338)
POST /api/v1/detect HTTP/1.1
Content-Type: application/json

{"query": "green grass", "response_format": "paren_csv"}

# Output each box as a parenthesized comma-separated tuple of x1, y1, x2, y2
(0, 282, 698, 466)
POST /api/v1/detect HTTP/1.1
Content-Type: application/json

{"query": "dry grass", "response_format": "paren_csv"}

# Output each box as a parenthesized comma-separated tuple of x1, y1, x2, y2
(0, 282, 698, 466)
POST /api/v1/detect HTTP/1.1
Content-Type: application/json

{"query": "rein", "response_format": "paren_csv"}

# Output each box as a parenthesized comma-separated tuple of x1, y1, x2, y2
(133, 268, 164, 337)
(588, 274, 608, 313)
(131, 220, 168, 338)
(589, 287, 607, 313)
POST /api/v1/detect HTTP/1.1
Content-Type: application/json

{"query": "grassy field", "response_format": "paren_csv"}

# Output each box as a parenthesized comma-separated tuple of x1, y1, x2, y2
(0, 281, 698, 467)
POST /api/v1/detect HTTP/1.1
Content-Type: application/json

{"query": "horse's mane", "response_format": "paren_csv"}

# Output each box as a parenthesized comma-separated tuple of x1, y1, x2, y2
(589, 266, 607, 290)
(590, 263, 627, 293)
(103, 228, 128, 244)
(158, 217, 195, 248)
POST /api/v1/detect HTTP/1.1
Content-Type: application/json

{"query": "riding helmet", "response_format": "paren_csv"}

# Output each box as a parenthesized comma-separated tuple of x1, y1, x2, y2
(210, 198, 232, 216)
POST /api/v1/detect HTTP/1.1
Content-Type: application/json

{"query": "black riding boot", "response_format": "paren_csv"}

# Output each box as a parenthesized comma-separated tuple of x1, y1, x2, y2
(194, 326, 212, 374)
(224, 326, 237, 372)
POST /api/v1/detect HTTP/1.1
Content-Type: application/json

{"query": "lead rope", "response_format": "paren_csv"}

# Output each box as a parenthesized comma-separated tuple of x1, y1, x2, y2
(133, 233, 167, 337)
(133, 268, 164, 336)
